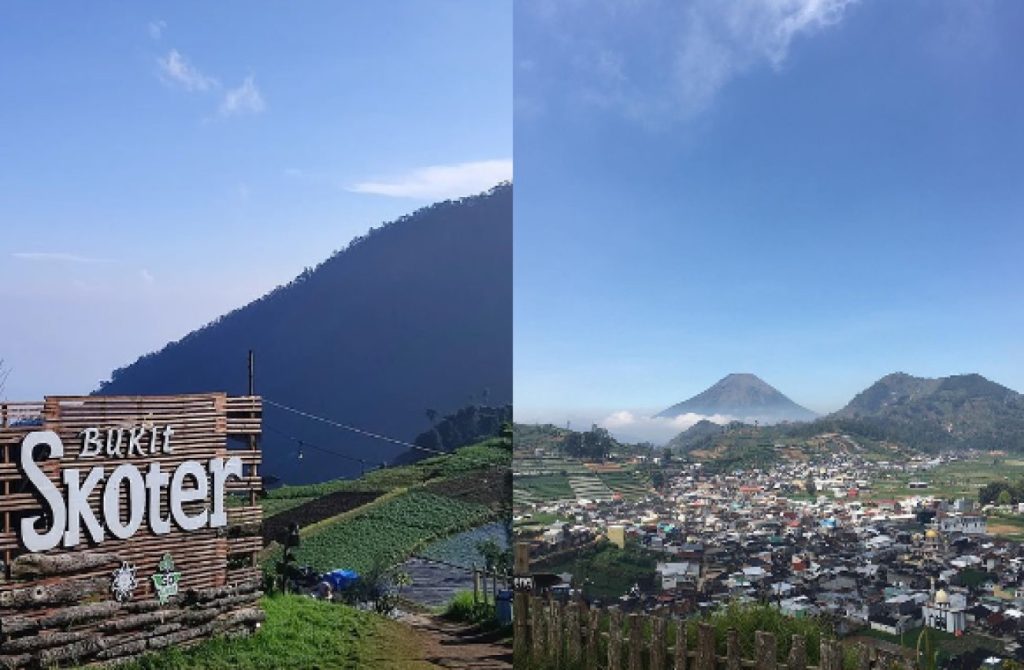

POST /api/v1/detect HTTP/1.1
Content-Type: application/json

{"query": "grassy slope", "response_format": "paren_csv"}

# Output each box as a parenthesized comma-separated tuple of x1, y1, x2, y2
(121, 440, 510, 669)
(262, 439, 510, 573)
(113, 595, 432, 670)
(263, 439, 510, 509)
(278, 491, 493, 573)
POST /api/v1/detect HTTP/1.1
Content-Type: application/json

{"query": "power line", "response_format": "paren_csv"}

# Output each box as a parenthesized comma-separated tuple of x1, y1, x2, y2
(264, 398, 449, 457)
(263, 424, 388, 470)
(262, 397, 511, 471)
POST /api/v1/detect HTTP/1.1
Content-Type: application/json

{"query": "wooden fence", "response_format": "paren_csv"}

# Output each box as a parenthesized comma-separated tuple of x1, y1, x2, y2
(0, 394, 264, 669)
(513, 596, 913, 670)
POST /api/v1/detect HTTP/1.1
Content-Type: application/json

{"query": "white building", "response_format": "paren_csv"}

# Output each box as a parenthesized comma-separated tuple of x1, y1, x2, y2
(922, 589, 967, 635)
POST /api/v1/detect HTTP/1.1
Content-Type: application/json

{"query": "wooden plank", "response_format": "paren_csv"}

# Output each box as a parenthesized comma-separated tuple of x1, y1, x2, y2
(628, 613, 642, 670)
(727, 628, 741, 670)
(697, 623, 715, 670)
(651, 615, 666, 670)
(788, 634, 807, 670)
(608, 608, 623, 670)
(755, 631, 776, 670)
(674, 618, 688, 670)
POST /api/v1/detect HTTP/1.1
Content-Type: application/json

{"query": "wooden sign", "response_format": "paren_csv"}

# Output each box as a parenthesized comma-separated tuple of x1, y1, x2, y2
(0, 394, 263, 669)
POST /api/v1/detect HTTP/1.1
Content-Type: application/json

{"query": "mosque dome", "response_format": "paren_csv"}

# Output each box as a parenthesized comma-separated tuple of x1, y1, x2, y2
(935, 589, 949, 604)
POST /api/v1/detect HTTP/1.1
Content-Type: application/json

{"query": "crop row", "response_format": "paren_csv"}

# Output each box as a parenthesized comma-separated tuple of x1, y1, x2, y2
(276, 490, 494, 574)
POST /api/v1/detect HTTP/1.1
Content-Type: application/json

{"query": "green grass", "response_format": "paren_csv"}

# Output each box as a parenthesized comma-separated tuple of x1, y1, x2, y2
(514, 474, 574, 501)
(261, 496, 315, 518)
(863, 459, 1024, 501)
(541, 541, 657, 599)
(442, 590, 496, 626)
(113, 595, 427, 670)
(265, 441, 510, 502)
(266, 490, 495, 574)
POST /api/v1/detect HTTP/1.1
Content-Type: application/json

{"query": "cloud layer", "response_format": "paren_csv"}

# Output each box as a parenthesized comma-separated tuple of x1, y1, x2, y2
(12, 252, 112, 264)
(348, 159, 512, 199)
(158, 49, 218, 92)
(524, 0, 857, 123)
(156, 44, 265, 119)
(600, 409, 733, 444)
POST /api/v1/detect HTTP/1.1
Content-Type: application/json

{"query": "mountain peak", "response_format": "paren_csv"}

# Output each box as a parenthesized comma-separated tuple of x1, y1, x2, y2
(655, 373, 816, 424)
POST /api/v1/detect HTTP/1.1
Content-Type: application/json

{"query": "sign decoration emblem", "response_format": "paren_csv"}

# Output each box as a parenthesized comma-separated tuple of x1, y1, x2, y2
(151, 553, 182, 605)
(111, 562, 138, 602)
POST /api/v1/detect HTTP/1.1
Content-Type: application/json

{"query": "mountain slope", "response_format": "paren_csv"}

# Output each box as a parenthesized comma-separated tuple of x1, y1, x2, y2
(656, 373, 816, 424)
(96, 184, 512, 484)
(832, 372, 1024, 449)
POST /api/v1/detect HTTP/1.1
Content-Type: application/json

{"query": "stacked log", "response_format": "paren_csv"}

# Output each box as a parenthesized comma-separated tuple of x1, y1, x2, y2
(0, 394, 264, 668)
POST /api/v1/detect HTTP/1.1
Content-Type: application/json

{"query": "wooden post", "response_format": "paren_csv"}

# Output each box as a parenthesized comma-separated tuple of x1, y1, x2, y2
(858, 643, 871, 670)
(513, 542, 531, 663)
(727, 628, 741, 670)
(697, 623, 715, 670)
(674, 619, 688, 670)
(548, 600, 563, 668)
(787, 635, 807, 670)
(820, 639, 842, 670)
(755, 631, 777, 670)
(608, 608, 623, 670)
(651, 615, 667, 670)
(530, 596, 545, 663)
(628, 613, 643, 670)
(585, 606, 600, 667)
(566, 602, 581, 664)
(473, 568, 480, 605)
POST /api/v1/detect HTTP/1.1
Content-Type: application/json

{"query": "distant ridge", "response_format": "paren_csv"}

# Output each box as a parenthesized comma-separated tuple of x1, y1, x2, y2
(831, 372, 1024, 448)
(95, 184, 512, 484)
(656, 373, 816, 424)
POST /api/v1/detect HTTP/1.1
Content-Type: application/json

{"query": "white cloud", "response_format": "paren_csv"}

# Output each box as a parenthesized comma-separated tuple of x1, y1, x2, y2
(13, 252, 112, 264)
(148, 20, 166, 40)
(598, 409, 733, 444)
(140, 269, 155, 285)
(158, 49, 218, 92)
(530, 0, 857, 123)
(219, 76, 265, 117)
(348, 159, 512, 199)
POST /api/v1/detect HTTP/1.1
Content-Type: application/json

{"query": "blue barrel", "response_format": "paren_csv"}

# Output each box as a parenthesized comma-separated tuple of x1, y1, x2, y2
(496, 589, 513, 625)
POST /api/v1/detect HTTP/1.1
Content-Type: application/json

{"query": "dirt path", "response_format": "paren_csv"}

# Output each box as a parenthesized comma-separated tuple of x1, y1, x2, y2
(396, 611, 513, 669)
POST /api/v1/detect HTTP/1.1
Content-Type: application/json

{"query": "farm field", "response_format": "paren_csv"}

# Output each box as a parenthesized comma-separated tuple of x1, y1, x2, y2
(261, 496, 315, 518)
(862, 458, 1024, 501)
(515, 474, 575, 502)
(262, 490, 383, 546)
(264, 439, 511, 502)
(269, 490, 494, 574)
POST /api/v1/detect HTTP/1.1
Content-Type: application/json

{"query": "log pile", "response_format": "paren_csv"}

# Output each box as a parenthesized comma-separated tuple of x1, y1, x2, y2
(0, 394, 264, 668)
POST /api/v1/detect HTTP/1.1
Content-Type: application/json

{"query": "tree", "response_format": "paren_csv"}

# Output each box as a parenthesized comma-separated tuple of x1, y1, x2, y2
(805, 476, 817, 496)
(662, 447, 673, 464)
(651, 470, 666, 490)
(998, 490, 1013, 507)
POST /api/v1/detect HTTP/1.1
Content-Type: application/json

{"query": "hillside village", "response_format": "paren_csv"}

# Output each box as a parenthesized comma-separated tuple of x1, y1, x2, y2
(515, 446, 1024, 667)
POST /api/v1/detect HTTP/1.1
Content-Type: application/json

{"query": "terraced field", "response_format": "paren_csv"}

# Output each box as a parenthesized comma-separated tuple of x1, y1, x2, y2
(597, 471, 652, 499)
(568, 475, 613, 501)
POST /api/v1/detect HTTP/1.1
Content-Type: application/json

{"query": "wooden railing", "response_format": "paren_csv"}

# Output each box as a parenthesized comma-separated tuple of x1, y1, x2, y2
(512, 595, 913, 670)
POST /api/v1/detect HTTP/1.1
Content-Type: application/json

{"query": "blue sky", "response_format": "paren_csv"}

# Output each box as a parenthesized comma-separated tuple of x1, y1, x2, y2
(0, 2, 511, 400)
(514, 0, 1024, 443)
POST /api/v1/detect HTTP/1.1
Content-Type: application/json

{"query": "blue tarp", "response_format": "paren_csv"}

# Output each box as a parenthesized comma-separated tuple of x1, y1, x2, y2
(322, 569, 359, 591)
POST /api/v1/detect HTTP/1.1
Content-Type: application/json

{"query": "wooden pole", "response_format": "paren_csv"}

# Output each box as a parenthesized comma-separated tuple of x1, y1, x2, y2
(697, 623, 715, 670)
(651, 615, 666, 670)
(608, 608, 623, 670)
(674, 619, 688, 670)
(513, 543, 531, 663)
(628, 613, 643, 670)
